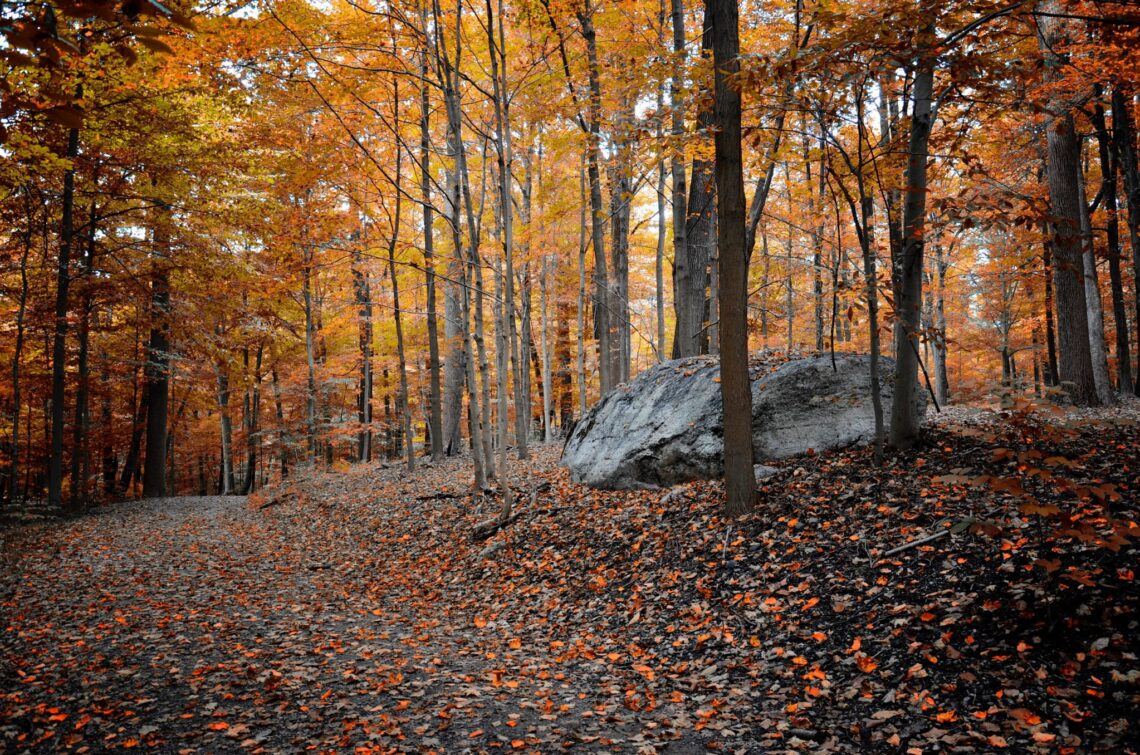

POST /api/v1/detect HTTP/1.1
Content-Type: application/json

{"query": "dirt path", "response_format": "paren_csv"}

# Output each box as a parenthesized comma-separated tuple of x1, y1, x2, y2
(0, 490, 704, 753)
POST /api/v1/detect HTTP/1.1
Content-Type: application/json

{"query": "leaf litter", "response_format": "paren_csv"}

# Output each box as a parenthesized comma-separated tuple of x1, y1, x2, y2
(2, 407, 1138, 753)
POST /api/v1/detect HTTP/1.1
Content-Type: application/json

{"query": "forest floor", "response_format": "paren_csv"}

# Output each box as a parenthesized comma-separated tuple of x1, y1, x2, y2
(2, 401, 1139, 754)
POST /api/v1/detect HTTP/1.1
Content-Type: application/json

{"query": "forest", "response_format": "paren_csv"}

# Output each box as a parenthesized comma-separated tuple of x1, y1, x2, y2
(2, 0, 1140, 751)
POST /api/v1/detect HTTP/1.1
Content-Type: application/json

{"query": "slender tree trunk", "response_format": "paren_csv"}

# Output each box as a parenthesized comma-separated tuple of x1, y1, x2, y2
(271, 366, 289, 478)
(1077, 166, 1114, 403)
(609, 157, 633, 380)
(301, 245, 323, 461)
(436, 0, 488, 485)
(492, 211, 515, 519)
(889, 30, 934, 449)
(386, 112, 415, 471)
(217, 365, 234, 495)
(420, 33, 444, 460)
(1092, 96, 1133, 394)
(48, 124, 80, 509)
(8, 190, 34, 504)
(760, 229, 770, 346)
(670, 0, 688, 359)
(70, 201, 97, 507)
(861, 193, 885, 462)
(142, 198, 171, 499)
(352, 244, 374, 463)
(805, 125, 825, 353)
(784, 183, 795, 352)
(578, 2, 614, 393)
(933, 241, 950, 405)
(556, 299, 573, 430)
(242, 344, 262, 494)
(540, 256, 554, 441)
(118, 336, 147, 497)
(1041, 224, 1060, 386)
(441, 235, 466, 456)
(708, 0, 755, 516)
(468, 195, 495, 479)
(675, 8, 715, 358)
(1112, 85, 1140, 392)
(101, 352, 116, 498)
(656, 7, 668, 361)
(577, 157, 588, 415)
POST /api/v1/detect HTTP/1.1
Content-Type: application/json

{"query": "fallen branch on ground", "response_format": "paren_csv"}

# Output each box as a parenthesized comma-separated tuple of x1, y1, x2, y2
(471, 483, 550, 542)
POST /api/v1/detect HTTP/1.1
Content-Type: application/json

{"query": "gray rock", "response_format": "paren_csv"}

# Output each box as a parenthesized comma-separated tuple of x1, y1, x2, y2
(561, 353, 924, 489)
(753, 464, 780, 481)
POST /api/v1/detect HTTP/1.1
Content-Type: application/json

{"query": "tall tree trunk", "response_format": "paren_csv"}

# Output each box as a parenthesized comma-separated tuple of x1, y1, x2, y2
(48, 124, 80, 509)
(760, 229, 770, 346)
(577, 157, 588, 415)
(468, 189, 495, 479)
(540, 256, 554, 441)
(142, 199, 171, 499)
(669, 0, 689, 360)
(804, 124, 825, 353)
(441, 239, 466, 455)
(352, 243, 374, 463)
(784, 181, 795, 352)
(578, 2, 614, 394)
(1041, 223, 1060, 386)
(8, 189, 34, 504)
(675, 7, 715, 358)
(70, 201, 97, 507)
(1036, 3, 1099, 405)
(386, 116, 415, 472)
(889, 30, 934, 450)
(708, 0, 754, 516)
(1077, 166, 1114, 404)
(1112, 85, 1140, 392)
(1044, 113, 1100, 405)
(271, 366, 289, 478)
(436, 0, 488, 485)
(302, 246, 322, 461)
(609, 156, 633, 381)
(656, 6, 668, 361)
(420, 31, 445, 460)
(101, 350, 116, 499)
(217, 365, 234, 495)
(241, 344, 262, 494)
(861, 197, 885, 463)
(933, 241, 950, 405)
(118, 329, 147, 497)
(1092, 96, 1133, 394)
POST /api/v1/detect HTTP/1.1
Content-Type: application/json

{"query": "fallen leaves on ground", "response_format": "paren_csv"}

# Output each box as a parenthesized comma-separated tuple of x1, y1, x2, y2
(2, 406, 1138, 752)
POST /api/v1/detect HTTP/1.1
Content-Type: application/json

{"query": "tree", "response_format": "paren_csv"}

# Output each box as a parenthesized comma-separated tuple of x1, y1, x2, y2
(707, 0, 754, 516)
(1036, 0, 1099, 406)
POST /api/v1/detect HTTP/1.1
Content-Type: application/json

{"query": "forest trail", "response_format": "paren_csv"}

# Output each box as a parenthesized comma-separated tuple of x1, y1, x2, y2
(0, 479, 706, 753)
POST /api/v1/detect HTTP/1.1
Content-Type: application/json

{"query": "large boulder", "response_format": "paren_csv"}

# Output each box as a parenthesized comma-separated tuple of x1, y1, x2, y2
(562, 353, 924, 489)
